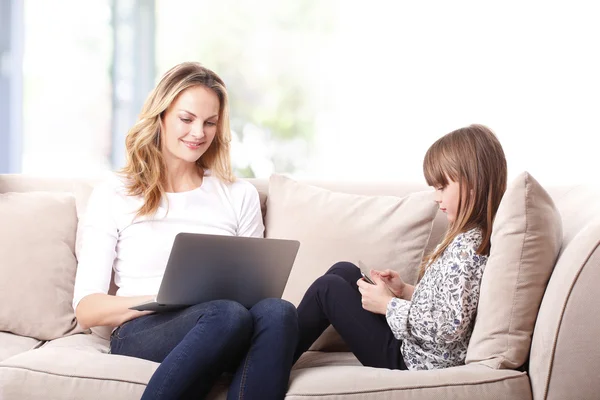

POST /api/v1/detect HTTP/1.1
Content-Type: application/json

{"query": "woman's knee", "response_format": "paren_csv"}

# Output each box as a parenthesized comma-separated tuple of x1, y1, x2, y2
(252, 298, 298, 339)
(204, 299, 253, 337)
(252, 298, 297, 324)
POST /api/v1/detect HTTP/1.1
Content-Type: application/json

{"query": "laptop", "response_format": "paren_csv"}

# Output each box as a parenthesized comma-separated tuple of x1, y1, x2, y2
(129, 232, 300, 312)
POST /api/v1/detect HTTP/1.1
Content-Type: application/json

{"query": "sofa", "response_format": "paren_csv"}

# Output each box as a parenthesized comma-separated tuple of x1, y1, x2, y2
(0, 171, 599, 400)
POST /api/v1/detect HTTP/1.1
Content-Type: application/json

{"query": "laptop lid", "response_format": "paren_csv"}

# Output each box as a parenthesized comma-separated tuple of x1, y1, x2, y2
(155, 232, 300, 308)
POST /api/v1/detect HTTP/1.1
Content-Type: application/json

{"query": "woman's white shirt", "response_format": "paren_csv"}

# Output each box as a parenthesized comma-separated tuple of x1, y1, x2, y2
(72, 173, 264, 311)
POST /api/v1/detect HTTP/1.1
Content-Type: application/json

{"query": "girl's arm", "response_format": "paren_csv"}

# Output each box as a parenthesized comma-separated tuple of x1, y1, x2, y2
(402, 284, 416, 300)
(386, 232, 485, 343)
(373, 269, 416, 301)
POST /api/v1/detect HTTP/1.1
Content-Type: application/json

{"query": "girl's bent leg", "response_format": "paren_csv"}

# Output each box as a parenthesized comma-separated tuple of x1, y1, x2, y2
(325, 261, 362, 288)
(228, 298, 299, 400)
(295, 267, 406, 370)
(110, 299, 253, 400)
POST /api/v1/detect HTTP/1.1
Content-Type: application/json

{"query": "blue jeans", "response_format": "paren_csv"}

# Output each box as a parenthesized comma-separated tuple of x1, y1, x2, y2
(110, 298, 298, 400)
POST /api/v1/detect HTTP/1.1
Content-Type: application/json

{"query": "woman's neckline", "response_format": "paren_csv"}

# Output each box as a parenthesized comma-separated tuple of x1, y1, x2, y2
(164, 169, 211, 195)
(165, 177, 211, 196)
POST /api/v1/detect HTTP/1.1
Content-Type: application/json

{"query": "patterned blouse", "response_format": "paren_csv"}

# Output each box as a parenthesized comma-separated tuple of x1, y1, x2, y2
(386, 228, 487, 370)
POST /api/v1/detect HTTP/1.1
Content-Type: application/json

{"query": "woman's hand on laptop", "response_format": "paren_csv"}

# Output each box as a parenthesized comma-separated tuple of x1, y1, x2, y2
(121, 295, 156, 324)
(76, 294, 156, 329)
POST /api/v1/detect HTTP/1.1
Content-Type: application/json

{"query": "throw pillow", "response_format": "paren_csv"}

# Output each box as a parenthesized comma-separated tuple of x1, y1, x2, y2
(466, 172, 563, 369)
(265, 174, 439, 307)
(0, 191, 83, 340)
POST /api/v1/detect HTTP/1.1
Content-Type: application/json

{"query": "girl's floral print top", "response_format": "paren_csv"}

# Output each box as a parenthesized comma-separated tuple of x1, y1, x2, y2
(386, 228, 487, 370)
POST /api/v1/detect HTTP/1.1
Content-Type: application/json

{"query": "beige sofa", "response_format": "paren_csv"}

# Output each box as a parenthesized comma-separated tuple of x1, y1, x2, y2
(0, 172, 599, 400)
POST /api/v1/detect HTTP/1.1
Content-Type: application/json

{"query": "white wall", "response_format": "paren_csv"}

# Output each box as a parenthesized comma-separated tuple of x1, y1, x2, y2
(309, 1, 600, 186)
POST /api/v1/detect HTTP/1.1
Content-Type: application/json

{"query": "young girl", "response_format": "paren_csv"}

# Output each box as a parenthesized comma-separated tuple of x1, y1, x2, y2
(294, 124, 507, 370)
(73, 62, 298, 399)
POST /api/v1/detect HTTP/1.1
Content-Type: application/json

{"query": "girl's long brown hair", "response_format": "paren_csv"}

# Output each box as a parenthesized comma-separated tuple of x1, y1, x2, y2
(120, 62, 235, 217)
(418, 124, 507, 280)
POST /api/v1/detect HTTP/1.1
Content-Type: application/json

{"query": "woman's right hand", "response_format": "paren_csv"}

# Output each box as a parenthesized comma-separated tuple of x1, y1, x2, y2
(372, 269, 406, 299)
(75, 294, 156, 330)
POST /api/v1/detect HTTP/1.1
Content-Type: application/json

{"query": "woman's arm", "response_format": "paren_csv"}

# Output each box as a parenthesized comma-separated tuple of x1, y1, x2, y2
(76, 294, 154, 329)
(73, 182, 150, 329)
(235, 181, 265, 238)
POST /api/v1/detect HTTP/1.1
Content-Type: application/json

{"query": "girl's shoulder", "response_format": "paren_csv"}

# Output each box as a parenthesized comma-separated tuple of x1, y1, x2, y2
(450, 228, 484, 253)
(456, 227, 483, 242)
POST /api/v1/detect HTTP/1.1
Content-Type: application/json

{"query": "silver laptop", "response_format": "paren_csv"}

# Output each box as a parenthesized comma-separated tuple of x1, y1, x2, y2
(130, 232, 300, 312)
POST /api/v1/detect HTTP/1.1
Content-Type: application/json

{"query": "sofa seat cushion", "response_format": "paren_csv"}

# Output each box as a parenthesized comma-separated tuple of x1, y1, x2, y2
(0, 332, 42, 362)
(1, 335, 532, 400)
(205, 352, 534, 400)
(286, 352, 531, 400)
(0, 334, 157, 400)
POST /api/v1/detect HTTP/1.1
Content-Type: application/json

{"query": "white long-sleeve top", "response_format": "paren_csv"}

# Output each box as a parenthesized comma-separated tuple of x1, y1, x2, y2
(386, 228, 487, 370)
(72, 173, 264, 311)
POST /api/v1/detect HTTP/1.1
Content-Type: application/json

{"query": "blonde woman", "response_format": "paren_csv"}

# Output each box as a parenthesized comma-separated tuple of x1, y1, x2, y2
(73, 62, 298, 399)
(294, 125, 507, 371)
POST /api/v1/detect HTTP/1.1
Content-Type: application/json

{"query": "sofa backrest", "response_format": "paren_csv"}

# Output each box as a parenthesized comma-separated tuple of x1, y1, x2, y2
(527, 185, 600, 400)
(246, 178, 449, 262)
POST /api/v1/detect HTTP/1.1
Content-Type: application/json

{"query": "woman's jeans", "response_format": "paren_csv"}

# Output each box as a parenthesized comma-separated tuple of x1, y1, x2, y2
(110, 298, 298, 400)
(294, 262, 407, 370)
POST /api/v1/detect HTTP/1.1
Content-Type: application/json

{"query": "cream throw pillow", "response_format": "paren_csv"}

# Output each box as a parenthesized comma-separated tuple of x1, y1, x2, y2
(265, 174, 439, 307)
(466, 172, 563, 369)
(0, 192, 82, 340)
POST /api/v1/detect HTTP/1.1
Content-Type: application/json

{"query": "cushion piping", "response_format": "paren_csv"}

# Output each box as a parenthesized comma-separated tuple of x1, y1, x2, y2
(287, 372, 529, 396)
(504, 174, 529, 367)
(0, 364, 149, 386)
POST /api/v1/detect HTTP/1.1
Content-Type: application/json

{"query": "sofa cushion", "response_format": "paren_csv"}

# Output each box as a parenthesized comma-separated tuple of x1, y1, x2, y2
(0, 333, 155, 400)
(286, 355, 532, 399)
(207, 353, 531, 399)
(0, 332, 42, 362)
(466, 172, 563, 369)
(0, 333, 531, 400)
(265, 174, 439, 307)
(0, 192, 83, 340)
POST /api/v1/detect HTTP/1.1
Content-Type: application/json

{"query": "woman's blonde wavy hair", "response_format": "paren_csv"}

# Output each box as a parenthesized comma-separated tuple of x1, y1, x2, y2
(418, 124, 507, 280)
(120, 62, 235, 217)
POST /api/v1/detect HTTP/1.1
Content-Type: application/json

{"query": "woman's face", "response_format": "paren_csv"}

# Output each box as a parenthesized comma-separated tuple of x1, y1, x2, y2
(434, 177, 461, 223)
(160, 85, 220, 164)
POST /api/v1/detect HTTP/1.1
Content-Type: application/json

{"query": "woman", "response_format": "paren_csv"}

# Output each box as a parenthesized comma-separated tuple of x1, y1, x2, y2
(73, 62, 298, 399)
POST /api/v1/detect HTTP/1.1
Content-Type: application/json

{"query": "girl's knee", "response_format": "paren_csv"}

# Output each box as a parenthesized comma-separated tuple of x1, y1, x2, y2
(306, 273, 346, 297)
(326, 261, 359, 275)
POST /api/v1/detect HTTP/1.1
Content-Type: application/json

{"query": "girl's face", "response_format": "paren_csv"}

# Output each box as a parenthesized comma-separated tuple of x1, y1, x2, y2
(160, 85, 220, 164)
(434, 177, 461, 223)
